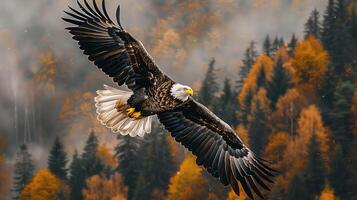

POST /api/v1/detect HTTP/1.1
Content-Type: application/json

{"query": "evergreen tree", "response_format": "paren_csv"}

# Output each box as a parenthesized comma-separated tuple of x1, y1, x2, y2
(278, 37, 285, 48)
(69, 150, 85, 200)
(48, 136, 68, 180)
(12, 144, 35, 200)
(248, 100, 269, 156)
(81, 131, 104, 178)
(239, 89, 254, 127)
(329, 145, 349, 199)
(237, 41, 258, 92)
(263, 35, 272, 57)
(322, 0, 336, 51)
(285, 174, 307, 200)
(330, 82, 355, 147)
(303, 134, 326, 200)
(272, 37, 280, 53)
(198, 58, 219, 107)
(267, 57, 291, 109)
(256, 66, 268, 89)
(215, 79, 236, 125)
(115, 135, 142, 199)
(287, 34, 298, 56)
(304, 9, 322, 39)
(351, 9, 357, 45)
(132, 124, 175, 200)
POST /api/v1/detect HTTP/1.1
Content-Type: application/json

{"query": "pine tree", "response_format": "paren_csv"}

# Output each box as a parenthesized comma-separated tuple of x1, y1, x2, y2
(132, 124, 175, 200)
(263, 35, 272, 57)
(287, 34, 298, 56)
(115, 135, 142, 199)
(256, 66, 268, 89)
(329, 145, 349, 199)
(198, 58, 219, 107)
(239, 89, 254, 127)
(81, 131, 104, 178)
(215, 79, 236, 125)
(12, 144, 34, 200)
(330, 82, 355, 147)
(237, 41, 258, 92)
(303, 133, 326, 200)
(278, 37, 285, 48)
(286, 174, 307, 200)
(322, 0, 336, 51)
(48, 136, 68, 180)
(272, 36, 280, 53)
(267, 57, 291, 109)
(69, 150, 85, 200)
(248, 100, 269, 156)
(304, 9, 322, 39)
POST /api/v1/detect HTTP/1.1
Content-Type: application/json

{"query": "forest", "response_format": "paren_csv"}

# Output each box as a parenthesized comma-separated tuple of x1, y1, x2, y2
(0, 0, 357, 199)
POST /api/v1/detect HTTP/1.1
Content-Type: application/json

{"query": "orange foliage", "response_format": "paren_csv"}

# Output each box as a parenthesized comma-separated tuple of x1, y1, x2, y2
(20, 169, 69, 200)
(271, 88, 309, 135)
(35, 51, 57, 93)
(82, 173, 127, 200)
(226, 187, 248, 200)
(291, 36, 329, 92)
(316, 187, 340, 200)
(239, 55, 274, 105)
(235, 124, 249, 147)
(206, 193, 220, 200)
(263, 132, 290, 169)
(166, 155, 207, 200)
(97, 144, 117, 168)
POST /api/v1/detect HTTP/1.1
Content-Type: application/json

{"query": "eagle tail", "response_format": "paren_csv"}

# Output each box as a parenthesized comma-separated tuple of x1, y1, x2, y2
(94, 85, 152, 137)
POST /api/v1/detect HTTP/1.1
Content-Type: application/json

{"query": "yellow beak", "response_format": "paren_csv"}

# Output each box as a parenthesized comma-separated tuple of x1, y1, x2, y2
(184, 88, 194, 96)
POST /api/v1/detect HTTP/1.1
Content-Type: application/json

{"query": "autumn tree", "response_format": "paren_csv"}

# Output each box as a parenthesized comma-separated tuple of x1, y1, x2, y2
(12, 144, 35, 200)
(48, 136, 68, 180)
(291, 36, 329, 92)
(198, 58, 219, 107)
(82, 173, 127, 200)
(304, 9, 322, 39)
(263, 132, 290, 170)
(20, 169, 69, 200)
(226, 187, 247, 200)
(0, 136, 10, 198)
(166, 155, 208, 200)
(316, 187, 340, 200)
(115, 135, 142, 199)
(267, 56, 292, 109)
(69, 150, 85, 200)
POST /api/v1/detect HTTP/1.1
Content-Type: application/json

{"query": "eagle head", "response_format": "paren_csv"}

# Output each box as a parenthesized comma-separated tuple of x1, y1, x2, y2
(170, 83, 193, 101)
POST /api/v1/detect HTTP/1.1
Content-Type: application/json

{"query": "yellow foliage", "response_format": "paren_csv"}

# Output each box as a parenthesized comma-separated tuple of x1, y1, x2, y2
(166, 155, 207, 200)
(239, 55, 274, 105)
(226, 187, 248, 200)
(20, 169, 69, 200)
(316, 187, 340, 200)
(35, 51, 57, 92)
(83, 173, 127, 200)
(206, 193, 220, 200)
(97, 144, 117, 168)
(291, 36, 329, 92)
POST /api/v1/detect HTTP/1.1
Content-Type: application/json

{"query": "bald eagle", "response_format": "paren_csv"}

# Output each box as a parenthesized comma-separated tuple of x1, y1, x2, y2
(63, 0, 276, 199)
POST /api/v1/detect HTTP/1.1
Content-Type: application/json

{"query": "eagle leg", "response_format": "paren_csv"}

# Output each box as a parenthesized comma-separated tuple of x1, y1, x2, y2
(126, 107, 135, 115)
(132, 111, 142, 119)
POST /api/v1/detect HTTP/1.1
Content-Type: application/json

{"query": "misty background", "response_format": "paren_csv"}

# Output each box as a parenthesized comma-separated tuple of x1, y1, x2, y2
(0, 0, 327, 180)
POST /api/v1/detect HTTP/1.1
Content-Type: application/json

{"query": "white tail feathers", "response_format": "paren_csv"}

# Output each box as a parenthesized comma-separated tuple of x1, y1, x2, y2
(94, 85, 152, 137)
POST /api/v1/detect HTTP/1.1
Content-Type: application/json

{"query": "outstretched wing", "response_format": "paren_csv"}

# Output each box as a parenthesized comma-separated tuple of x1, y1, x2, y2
(158, 99, 276, 199)
(63, 0, 164, 91)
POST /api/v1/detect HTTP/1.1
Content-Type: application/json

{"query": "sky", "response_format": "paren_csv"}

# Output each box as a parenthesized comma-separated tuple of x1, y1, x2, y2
(0, 0, 328, 171)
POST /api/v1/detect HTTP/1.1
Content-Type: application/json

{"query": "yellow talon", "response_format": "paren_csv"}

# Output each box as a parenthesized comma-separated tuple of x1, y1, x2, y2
(126, 107, 135, 115)
(132, 112, 141, 119)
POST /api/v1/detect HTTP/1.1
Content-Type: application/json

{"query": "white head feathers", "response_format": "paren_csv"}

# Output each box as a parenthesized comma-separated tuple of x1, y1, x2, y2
(170, 83, 193, 102)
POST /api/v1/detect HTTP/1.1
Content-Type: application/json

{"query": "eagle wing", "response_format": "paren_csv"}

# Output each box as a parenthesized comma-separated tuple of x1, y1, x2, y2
(63, 0, 164, 91)
(158, 99, 276, 199)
